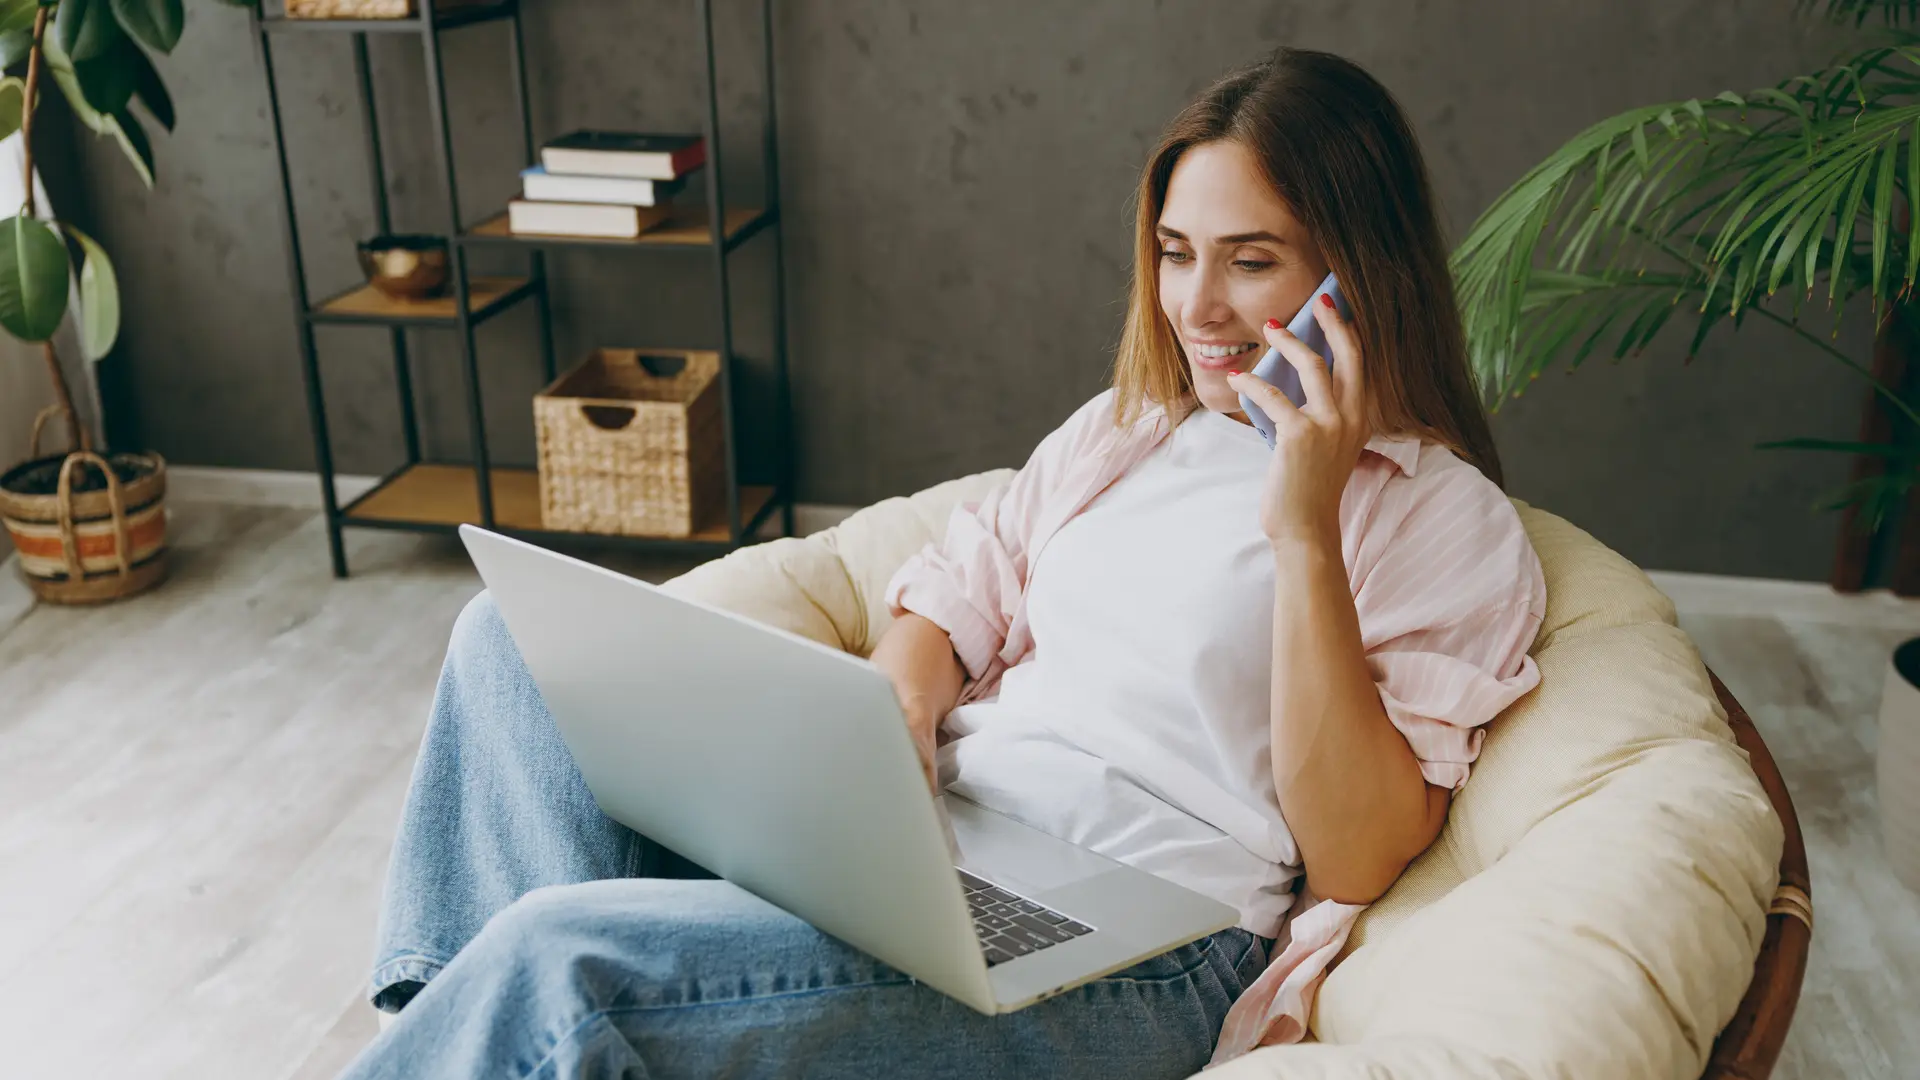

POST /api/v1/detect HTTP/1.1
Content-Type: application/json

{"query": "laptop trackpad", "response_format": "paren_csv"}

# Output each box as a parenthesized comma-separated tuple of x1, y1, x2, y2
(938, 793, 1117, 895)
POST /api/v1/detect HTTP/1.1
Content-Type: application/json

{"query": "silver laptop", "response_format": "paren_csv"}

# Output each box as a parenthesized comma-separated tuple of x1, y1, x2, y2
(459, 525, 1238, 1014)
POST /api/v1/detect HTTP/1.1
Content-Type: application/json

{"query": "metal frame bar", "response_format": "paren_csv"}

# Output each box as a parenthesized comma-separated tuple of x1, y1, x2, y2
(505, 6, 558, 385)
(759, 0, 793, 536)
(352, 31, 423, 467)
(254, 14, 348, 578)
(419, 0, 496, 528)
(697, 0, 741, 542)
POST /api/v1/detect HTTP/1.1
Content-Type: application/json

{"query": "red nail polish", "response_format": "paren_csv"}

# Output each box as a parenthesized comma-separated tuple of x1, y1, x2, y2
(1265, 318, 1281, 329)
(1320, 294, 1335, 309)
(1227, 369, 1242, 376)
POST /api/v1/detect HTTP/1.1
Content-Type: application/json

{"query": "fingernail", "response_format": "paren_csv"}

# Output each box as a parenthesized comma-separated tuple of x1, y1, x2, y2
(1320, 294, 1335, 309)
(1266, 318, 1282, 329)
(1227, 369, 1242, 376)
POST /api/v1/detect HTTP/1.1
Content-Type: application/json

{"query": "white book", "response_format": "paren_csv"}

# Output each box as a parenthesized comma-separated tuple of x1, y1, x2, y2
(507, 200, 671, 239)
(520, 166, 681, 207)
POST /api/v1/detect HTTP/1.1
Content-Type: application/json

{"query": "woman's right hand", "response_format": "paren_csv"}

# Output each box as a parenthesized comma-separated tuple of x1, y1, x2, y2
(868, 611, 966, 795)
(901, 703, 942, 792)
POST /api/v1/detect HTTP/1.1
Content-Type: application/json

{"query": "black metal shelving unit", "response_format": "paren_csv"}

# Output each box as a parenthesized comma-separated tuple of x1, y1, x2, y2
(250, 0, 793, 576)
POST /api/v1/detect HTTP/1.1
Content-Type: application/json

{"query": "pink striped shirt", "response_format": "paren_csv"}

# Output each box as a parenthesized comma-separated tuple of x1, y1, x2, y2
(884, 389, 1545, 1063)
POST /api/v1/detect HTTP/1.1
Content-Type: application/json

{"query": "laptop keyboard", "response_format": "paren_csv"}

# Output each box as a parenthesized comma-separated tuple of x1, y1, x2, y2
(956, 869, 1094, 966)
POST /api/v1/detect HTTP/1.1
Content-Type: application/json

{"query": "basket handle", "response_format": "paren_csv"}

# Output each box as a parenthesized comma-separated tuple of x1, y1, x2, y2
(634, 353, 688, 379)
(56, 451, 132, 581)
(581, 404, 637, 431)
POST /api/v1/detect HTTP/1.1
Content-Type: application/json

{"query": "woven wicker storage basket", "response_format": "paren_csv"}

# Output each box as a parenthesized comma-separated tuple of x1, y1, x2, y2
(536, 348, 726, 538)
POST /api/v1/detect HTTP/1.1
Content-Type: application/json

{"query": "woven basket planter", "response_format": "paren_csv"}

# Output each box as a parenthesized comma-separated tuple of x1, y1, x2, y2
(536, 348, 726, 538)
(0, 447, 168, 604)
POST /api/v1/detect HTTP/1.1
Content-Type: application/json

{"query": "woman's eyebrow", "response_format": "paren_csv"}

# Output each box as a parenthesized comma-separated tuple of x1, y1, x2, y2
(1155, 225, 1286, 246)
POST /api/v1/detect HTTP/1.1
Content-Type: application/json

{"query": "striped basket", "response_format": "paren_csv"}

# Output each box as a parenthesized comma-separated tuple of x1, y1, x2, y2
(535, 348, 726, 538)
(0, 439, 168, 604)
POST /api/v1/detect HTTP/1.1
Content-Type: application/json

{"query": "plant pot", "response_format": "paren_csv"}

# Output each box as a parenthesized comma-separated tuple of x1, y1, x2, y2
(1880, 638, 1920, 895)
(0, 449, 168, 604)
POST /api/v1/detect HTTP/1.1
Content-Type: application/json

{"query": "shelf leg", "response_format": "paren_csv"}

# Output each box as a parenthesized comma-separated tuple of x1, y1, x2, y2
(697, 0, 742, 544)
(352, 32, 422, 467)
(257, 20, 348, 578)
(506, 4, 556, 386)
(760, 0, 794, 539)
(421, 6, 494, 527)
(392, 329, 422, 463)
(298, 325, 349, 578)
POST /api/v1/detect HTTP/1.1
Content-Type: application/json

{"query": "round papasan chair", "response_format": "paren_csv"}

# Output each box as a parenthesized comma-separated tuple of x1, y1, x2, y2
(658, 469, 1811, 1080)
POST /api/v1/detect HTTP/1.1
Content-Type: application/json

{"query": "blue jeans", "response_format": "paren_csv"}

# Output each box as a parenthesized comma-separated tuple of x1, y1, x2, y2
(347, 591, 1268, 1080)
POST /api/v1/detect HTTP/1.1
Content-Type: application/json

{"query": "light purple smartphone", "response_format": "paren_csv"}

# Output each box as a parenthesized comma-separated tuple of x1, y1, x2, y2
(1238, 272, 1349, 449)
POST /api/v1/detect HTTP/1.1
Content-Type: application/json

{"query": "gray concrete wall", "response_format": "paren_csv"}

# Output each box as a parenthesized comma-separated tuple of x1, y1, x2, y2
(69, 0, 1868, 580)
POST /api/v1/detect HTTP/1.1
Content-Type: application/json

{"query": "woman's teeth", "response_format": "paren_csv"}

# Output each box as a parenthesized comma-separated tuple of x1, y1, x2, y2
(1195, 342, 1259, 358)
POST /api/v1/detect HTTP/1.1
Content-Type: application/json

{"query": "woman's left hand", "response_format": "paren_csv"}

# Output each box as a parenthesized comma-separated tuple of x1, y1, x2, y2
(1225, 296, 1370, 546)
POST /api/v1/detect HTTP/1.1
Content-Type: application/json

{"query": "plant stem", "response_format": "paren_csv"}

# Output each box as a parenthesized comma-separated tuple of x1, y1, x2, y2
(19, 6, 45, 219)
(1749, 302, 1920, 430)
(17, 6, 88, 456)
(38, 340, 88, 454)
(1628, 224, 1920, 430)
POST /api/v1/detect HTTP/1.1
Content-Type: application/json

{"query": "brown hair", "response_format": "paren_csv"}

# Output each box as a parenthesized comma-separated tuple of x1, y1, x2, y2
(1110, 47, 1504, 487)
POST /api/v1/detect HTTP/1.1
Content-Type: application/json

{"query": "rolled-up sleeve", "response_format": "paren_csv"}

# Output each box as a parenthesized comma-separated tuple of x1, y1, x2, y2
(1355, 462, 1546, 790)
(882, 389, 1122, 695)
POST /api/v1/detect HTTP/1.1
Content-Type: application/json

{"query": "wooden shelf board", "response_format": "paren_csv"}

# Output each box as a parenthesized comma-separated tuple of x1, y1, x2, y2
(314, 275, 526, 321)
(464, 207, 765, 248)
(345, 463, 773, 544)
(264, 0, 511, 32)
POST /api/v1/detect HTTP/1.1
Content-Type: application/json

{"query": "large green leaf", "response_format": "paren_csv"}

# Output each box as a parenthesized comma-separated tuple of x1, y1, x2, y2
(62, 224, 118, 360)
(56, 0, 123, 64)
(129, 37, 171, 129)
(111, 105, 153, 185)
(0, 29, 30, 68)
(72, 31, 140, 116)
(0, 75, 21, 142)
(109, 0, 181, 54)
(0, 215, 71, 342)
(43, 32, 107, 132)
(0, 0, 35, 37)
(44, 33, 153, 186)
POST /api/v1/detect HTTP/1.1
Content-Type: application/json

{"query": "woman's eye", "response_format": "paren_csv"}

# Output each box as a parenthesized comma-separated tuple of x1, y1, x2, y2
(1159, 249, 1191, 263)
(1234, 259, 1275, 271)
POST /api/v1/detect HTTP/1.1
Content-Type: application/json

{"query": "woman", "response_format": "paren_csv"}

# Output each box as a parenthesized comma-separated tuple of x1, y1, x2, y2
(348, 47, 1543, 1080)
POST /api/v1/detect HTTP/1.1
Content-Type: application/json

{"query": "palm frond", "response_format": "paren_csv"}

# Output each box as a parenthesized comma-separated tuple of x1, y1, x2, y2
(1453, 37, 1920, 413)
(1802, 0, 1920, 27)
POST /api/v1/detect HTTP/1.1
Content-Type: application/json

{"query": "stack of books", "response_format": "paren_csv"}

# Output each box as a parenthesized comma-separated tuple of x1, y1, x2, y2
(508, 132, 707, 239)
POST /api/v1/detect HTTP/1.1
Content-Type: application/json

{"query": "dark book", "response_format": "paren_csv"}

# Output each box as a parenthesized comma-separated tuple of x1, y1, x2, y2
(540, 132, 706, 181)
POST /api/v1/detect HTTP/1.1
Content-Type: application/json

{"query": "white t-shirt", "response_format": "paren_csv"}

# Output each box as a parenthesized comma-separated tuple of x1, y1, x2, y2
(938, 407, 1300, 936)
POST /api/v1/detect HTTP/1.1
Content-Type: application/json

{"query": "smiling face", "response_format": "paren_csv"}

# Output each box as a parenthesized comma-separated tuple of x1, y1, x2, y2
(1156, 140, 1331, 418)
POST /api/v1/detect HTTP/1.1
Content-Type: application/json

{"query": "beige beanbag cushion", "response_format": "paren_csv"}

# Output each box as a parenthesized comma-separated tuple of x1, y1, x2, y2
(662, 471, 1783, 1080)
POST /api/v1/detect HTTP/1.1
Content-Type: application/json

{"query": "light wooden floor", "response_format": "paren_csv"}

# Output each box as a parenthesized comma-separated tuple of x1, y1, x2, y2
(0, 502, 1914, 1078)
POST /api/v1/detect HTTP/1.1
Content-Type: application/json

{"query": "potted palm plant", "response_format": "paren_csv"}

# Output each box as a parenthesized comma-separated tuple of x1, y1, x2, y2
(1450, 0, 1920, 891)
(0, 0, 246, 603)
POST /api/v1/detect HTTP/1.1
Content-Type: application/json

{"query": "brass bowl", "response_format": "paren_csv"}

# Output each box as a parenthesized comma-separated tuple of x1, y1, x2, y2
(356, 235, 450, 300)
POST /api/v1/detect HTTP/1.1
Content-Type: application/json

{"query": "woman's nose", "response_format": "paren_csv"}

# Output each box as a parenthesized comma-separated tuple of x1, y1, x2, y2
(1186, 264, 1234, 326)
